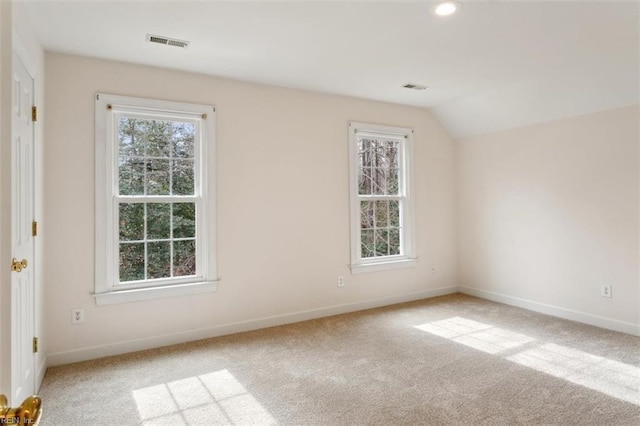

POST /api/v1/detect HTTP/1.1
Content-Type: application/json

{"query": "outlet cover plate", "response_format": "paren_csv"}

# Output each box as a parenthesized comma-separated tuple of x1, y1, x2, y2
(72, 308, 85, 324)
(600, 285, 612, 298)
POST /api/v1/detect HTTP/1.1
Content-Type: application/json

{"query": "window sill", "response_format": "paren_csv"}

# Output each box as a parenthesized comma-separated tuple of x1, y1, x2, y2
(94, 280, 218, 306)
(349, 258, 417, 274)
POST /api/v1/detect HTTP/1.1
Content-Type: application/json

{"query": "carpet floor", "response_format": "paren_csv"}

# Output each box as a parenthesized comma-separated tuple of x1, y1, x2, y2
(39, 294, 640, 425)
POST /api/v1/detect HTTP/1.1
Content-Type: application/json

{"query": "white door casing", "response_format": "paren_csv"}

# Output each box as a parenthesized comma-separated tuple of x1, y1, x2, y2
(11, 54, 35, 403)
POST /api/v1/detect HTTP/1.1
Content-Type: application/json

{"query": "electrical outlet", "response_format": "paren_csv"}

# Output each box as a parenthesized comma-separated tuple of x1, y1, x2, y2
(337, 276, 345, 288)
(72, 308, 85, 324)
(600, 285, 612, 298)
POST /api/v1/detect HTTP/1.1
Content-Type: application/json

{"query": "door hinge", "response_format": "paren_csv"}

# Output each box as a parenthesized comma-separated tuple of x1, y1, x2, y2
(32, 106, 37, 122)
(32, 221, 38, 237)
(32, 337, 38, 353)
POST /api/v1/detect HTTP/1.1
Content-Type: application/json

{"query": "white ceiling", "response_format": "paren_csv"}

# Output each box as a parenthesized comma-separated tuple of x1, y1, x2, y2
(24, 0, 640, 139)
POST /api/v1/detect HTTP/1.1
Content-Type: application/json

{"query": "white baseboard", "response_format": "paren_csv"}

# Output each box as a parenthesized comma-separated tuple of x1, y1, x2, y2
(36, 357, 47, 392)
(459, 286, 640, 337)
(46, 285, 639, 367)
(47, 286, 460, 366)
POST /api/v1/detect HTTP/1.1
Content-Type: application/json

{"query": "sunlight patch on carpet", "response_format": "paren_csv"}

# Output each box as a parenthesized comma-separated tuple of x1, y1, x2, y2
(415, 317, 640, 406)
(133, 369, 276, 425)
(507, 343, 640, 406)
(414, 316, 534, 354)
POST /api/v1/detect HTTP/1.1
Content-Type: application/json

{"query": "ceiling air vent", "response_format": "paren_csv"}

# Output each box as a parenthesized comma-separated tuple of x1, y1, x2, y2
(146, 34, 190, 49)
(403, 83, 428, 90)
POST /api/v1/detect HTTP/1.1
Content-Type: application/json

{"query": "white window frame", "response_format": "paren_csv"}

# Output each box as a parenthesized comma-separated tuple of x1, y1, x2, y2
(94, 93, 218, 305)
(348, 121, 416, 273)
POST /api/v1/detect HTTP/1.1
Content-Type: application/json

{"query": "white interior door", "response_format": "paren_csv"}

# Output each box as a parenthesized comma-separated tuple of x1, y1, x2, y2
(11, 54, 36, 403)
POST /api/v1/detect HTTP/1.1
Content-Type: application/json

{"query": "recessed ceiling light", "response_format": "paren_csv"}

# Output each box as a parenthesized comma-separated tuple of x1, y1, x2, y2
(433, 1, 461, 17)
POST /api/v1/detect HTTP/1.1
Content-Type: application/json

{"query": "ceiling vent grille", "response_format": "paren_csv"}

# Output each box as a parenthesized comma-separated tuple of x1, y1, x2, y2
(146, 34, 190, 49)
(403, 83, 428, 90)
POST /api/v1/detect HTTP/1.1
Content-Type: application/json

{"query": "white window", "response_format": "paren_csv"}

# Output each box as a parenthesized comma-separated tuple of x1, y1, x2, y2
(348, 122, 416, 273)
(94, 94, 218, 305)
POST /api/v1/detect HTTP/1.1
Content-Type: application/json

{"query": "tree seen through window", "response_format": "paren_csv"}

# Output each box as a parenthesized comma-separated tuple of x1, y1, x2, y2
(117, 117, 197, 283)
(357, 137, 402, 258)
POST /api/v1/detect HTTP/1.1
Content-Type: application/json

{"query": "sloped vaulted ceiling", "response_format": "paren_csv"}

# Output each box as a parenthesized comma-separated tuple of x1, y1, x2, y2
(25, 0, 640, 139)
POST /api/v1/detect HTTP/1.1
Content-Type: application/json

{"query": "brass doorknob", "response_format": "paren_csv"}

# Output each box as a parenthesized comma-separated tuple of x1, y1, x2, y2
(10, 258, 27, 273)
(0, 394, 42, 426)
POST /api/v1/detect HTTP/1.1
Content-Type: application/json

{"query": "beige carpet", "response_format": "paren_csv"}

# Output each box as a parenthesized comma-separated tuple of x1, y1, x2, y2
(39, 294, 640, 425)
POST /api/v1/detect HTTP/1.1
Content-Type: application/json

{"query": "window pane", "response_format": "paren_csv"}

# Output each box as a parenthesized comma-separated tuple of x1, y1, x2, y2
(389, 168, 399, 195)
(172, 160, 195, 195)
(389, 228, 401, 255)
(360, 201, 374, 230)
(384, 141, 398, 168)
(358, 138, 372, 168)
(389, 200, 400, 227)
(118, 117, 197, 199)
(374, 200, 388, 229)
(147, 203, 171, 240)
(173, 122, 195, 158)
(115, 113, 202, 285)
(361, 230, 375, 258)
(173, 203, 196, 238)
(358, 167, 372, 195)
(358, 146, 403, 259)
(374, 141, 388, 168)
(119, 203, 144, 241)
(375, 229, 389, 257)
(358, 138, 400, 196)
(142, 120, 172, 158)
(147, 241, 171, 279)
(174, 240, 196, 277)
(119, 243, 145, 282)
(119, 158, 145, 195)
(119, 118, 144, 157)
(146, 159, 170, 195)
(371, 167, 387, 195)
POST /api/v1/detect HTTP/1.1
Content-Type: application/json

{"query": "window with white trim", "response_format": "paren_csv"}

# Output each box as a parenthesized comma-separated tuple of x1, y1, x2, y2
(348, 122, 416, 273)
(94, 94, 217, 305)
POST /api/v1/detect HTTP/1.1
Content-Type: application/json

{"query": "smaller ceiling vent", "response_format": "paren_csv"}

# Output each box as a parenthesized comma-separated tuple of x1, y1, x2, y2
(403, 84, 428, 90)
(146, 34, 190, 49)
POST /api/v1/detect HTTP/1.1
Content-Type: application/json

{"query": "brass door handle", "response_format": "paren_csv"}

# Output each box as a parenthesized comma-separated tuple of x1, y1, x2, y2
(0, 394, 42, 426)
(11, 258, 28, 273)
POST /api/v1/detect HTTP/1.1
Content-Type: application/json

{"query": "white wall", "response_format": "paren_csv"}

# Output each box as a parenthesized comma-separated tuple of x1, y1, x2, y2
(44, 53, 457, 362)
(457, 105, 639, 333)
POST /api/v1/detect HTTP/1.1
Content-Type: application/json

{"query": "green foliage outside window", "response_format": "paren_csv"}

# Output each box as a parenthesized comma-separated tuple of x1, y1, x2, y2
(358, 138, 401, 258)
(117, 117, 197, 283)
